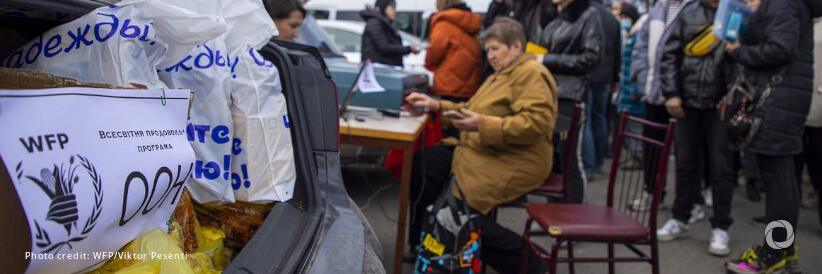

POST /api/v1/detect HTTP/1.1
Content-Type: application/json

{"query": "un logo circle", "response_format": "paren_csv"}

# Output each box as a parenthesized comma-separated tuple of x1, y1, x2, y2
(765, 220, 794, 250)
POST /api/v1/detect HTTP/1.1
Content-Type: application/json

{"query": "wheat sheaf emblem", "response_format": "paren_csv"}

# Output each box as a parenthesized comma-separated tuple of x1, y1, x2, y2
(16, 155, 103, 254)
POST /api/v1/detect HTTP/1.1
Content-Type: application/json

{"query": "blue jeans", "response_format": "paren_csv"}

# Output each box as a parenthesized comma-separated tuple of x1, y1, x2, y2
(582, 84, 609, 172)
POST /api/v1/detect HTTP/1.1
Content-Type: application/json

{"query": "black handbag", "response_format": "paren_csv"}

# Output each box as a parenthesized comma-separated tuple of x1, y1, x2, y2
(717, 66, 783, 150)
(414, 177, 482, 274)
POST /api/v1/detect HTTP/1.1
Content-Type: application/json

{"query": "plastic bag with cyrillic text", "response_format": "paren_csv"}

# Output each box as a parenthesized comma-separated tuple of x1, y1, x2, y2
(1, 0, 226, 89)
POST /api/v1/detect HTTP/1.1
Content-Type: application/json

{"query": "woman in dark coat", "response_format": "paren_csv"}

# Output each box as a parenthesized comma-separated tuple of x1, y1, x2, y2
(724, 0, 814, 272)
(360, 0, 420, 67)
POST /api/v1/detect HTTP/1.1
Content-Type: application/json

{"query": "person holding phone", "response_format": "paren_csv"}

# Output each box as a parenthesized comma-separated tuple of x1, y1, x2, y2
(403, 18, 558, 273)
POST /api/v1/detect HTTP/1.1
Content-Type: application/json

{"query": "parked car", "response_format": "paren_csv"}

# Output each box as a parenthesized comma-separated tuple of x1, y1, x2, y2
(316, 19, 434, 87)
(0, 1, 383, 273)
(304, 0, 491, 37)
(299, 16, 429, 111)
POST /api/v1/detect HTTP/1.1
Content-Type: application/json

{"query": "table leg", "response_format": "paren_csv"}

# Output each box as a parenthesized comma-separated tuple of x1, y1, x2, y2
(393, 148, 414, 274)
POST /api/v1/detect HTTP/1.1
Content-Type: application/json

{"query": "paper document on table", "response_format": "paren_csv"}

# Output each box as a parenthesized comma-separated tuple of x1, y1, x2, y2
(357, 60, 386, 94)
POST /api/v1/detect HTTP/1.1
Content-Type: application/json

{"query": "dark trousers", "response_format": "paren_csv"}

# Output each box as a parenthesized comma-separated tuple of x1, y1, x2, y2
(407, 145, 543, 273)
(642, 104, 671, 197)
(794, 126, 822, 224)
(752, 153, 800, 255)
(409, 145, 454, 247)
(671, 108, 735, 230)
(582, 83, 610, 171)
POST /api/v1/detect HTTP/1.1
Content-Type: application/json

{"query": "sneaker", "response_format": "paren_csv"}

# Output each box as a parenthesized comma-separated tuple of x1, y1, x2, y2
(629, 192, 653, 212)
(750, 216, 767, 228)
(657, 219, 689, 241)
(709, 228, 731, 256)
(629, 192, 667, 212)
(786, 246, 801, 274)
(689, 204, 706, 224)
(703, 188, 713, 208)
(585, 171, 595, 182)
(726, 245, 788, 274)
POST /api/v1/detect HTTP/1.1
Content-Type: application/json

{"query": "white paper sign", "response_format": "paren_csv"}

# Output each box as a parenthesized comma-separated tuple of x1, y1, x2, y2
(357, 60, 386, 94)
(0, 88, 195, 274)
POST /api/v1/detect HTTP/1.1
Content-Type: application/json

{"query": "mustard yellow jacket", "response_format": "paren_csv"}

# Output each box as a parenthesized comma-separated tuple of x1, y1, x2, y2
(441, 53, 558, 214)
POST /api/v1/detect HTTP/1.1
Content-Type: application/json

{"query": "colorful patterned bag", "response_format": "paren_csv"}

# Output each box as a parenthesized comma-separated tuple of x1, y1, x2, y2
(414, 178, 482, 274)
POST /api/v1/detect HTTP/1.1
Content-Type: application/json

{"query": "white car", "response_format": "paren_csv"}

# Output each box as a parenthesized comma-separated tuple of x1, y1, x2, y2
(316, 19, 434, 85)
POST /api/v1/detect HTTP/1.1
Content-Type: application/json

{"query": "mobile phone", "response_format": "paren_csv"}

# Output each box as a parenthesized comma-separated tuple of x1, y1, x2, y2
(443, 110, 466, 120)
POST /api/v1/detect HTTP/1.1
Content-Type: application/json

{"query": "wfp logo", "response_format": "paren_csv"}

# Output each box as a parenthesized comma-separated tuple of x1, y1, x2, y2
(765, 220, 794, 250)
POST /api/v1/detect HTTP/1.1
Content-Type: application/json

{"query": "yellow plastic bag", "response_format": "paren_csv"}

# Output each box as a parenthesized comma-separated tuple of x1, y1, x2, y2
(113, 261, 160, 274)
(197, 226, 226, 270)
(187, 252, 222, 274)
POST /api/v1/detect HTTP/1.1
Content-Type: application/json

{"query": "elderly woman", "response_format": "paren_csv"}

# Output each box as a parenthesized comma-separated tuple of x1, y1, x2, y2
(405, 17, 558, 274)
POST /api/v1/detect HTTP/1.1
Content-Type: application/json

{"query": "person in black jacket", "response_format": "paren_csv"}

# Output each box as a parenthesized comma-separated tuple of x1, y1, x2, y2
(483, 0, 557, 42)
(480, 0, 557, 81)
(724, 0, 814, 272)
(581, 0, 621, 175)
(535, 0, 602, 205)
(538, 0, 601, 102)
(360, 0, 421, 67)
(654, 0, 736, 258)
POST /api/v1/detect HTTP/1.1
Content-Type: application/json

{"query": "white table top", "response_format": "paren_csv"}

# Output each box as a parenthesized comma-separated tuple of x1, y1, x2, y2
(339, 106, 428, 142)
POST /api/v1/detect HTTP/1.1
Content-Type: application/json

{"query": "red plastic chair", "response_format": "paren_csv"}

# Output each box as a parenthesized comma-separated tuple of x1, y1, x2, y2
(520, 111, 676, 274)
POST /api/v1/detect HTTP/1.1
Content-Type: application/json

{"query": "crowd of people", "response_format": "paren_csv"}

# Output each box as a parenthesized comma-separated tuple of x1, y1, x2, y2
(405, 0, 820, 273)
(263, 0, 820, 272)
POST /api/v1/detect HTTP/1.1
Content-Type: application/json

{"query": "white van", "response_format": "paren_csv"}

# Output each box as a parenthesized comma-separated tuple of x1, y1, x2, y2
(304, 0, 490, 37)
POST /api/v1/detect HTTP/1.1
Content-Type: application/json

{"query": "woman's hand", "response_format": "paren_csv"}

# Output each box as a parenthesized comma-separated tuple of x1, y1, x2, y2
(405, 92, 439, 112)
(410, 45, 422, 54)
(452, 108, 480, 132)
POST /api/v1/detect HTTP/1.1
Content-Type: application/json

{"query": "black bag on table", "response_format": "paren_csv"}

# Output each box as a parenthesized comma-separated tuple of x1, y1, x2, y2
(413, 177, 482, 274)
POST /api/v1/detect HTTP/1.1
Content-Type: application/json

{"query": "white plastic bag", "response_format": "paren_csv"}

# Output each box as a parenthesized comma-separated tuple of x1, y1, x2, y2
(2, 0, 226, 89)
(230, 47, 296, 203)
(226, 0, 296, 203)
(158, 0, 296, 204)
(157, 0, 240, 204)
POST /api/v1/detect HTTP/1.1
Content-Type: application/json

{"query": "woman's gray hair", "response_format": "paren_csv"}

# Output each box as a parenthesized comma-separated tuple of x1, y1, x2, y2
(482, 17, 527, 48)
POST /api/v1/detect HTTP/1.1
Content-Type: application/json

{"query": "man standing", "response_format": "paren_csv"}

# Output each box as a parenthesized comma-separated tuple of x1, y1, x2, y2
(582, 0, 621, 177)
(655, 0, 736, 257)
(628, 0, 689, 212)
